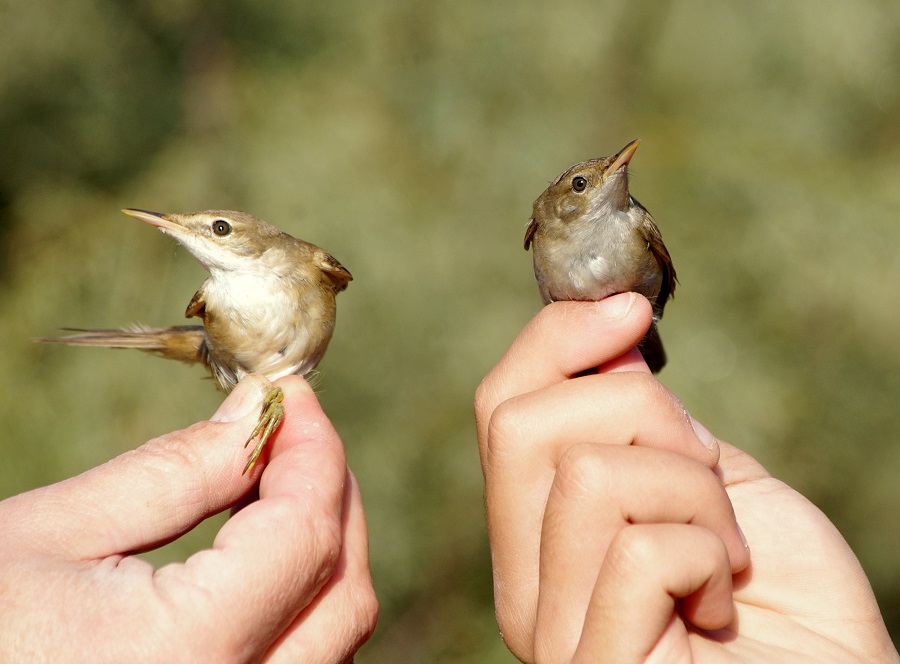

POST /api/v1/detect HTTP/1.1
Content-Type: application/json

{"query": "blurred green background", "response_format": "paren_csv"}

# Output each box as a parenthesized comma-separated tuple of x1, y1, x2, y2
(1, 1, 898, 660)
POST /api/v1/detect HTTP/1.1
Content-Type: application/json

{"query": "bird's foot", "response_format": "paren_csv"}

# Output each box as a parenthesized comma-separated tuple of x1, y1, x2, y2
(242, 386, 285, 474)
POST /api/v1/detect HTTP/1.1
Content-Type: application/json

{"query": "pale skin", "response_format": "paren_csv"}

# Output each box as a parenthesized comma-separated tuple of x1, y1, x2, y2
(475, 293, 899, 663)
(0, 375, 377, 663)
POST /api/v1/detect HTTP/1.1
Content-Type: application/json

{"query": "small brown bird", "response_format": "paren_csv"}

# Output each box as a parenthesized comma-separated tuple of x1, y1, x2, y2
(40, 209, 352, 473)
(524, 140, 676, 372)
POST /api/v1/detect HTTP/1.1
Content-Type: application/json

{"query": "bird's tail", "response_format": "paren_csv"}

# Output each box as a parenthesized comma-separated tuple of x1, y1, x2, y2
(638, 322, 667, 374)
(36, 325, 207, 366)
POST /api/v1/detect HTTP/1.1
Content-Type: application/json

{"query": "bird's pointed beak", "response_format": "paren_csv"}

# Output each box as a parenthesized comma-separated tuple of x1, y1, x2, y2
(605, 139, 641, 176)
(121, 208, 185, 234)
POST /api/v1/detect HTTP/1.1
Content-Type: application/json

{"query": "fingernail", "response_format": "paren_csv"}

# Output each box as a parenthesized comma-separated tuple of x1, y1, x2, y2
(737, 523, 750, 551)
(689, 416, 719, 451)
(599, 292, 636, 319)
(210, 375, 267, 423)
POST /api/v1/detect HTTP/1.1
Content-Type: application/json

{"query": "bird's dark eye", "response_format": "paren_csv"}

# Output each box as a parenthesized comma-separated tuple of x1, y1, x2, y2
(571, 176, 588, 192)
(212, 219, 231, 236)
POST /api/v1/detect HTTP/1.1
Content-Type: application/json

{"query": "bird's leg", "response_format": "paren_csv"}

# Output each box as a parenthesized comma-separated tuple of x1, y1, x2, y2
(242, 386, 285, 474)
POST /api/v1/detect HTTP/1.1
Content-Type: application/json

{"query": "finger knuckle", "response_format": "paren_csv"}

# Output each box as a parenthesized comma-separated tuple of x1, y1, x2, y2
(474, 378, 502, 425)
(556, 442, 612, 496)
(305, 506, 344, 576)
(322, 578, 379, 659)
(607, 526, 663, 575)
(353, 581, 380, 638)
(485, 395, 527, 459)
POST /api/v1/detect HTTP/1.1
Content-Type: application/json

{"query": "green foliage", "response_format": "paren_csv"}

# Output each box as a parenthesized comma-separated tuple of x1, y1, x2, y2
(1, 1, 899, 659)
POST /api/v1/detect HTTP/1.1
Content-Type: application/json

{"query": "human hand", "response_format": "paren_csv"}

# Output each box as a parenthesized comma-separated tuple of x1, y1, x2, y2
(475, 293, 897, 663)
(0, 375, 377, 663)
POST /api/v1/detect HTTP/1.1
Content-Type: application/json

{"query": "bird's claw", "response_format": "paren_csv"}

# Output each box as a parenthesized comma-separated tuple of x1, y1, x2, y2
(242, 386, 285, 474)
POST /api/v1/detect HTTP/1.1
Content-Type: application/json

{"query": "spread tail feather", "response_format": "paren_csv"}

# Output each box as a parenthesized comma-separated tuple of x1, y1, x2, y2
(36, 325, 208, 366)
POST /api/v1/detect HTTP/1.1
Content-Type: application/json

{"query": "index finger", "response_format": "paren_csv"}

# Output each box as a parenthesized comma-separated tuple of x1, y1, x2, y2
(475, 293, 654, 466)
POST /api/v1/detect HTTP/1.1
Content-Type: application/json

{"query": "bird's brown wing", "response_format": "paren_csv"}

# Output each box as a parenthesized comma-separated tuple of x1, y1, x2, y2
(317, 252, 353, 292)
(640, 219, 677, 314)
(185, 284, 208, 319)
(523, 217, 538, 250)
